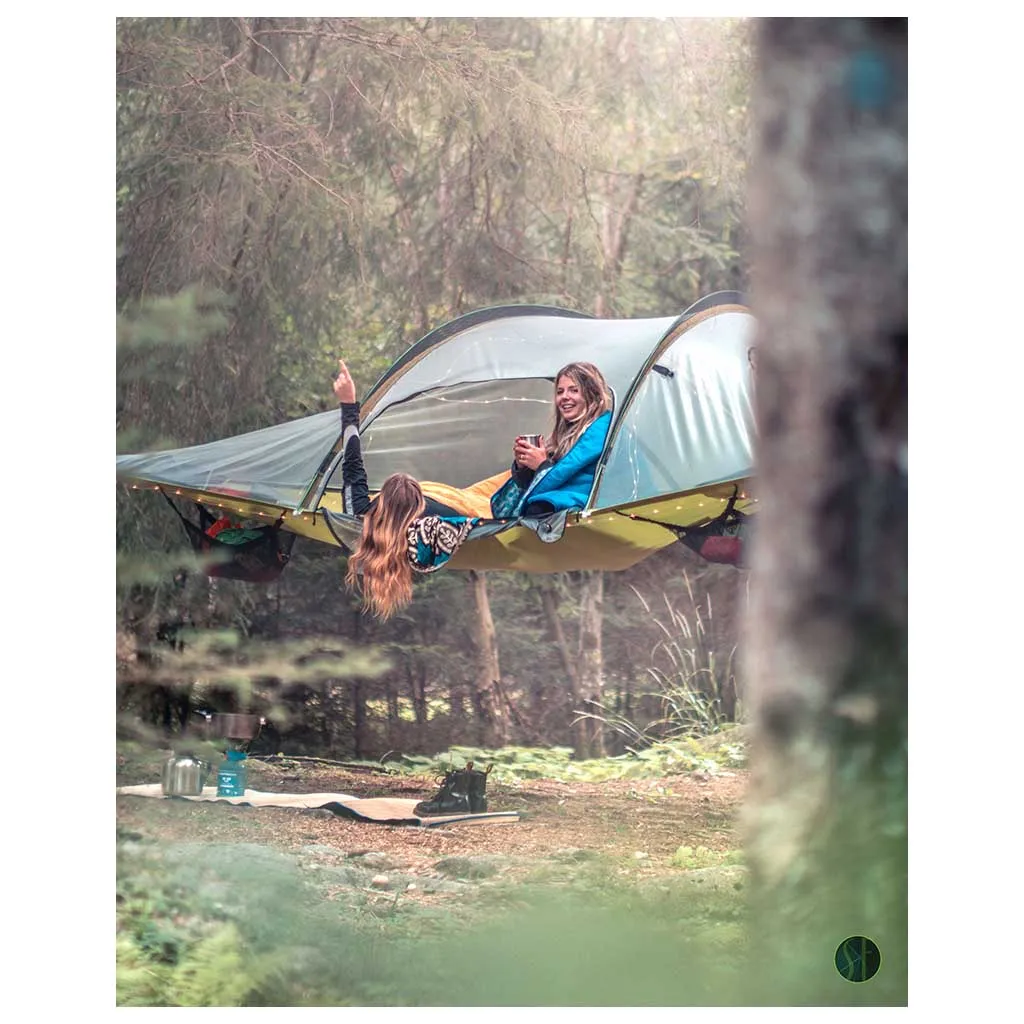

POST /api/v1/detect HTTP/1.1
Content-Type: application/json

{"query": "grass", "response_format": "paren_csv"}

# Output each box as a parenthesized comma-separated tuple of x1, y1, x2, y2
(562, 577, 747, 759)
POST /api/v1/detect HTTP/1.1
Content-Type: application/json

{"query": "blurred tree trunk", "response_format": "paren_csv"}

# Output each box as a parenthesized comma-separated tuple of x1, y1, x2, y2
(384, 677, 400, 750)
(743, 17, 907, 1003)
(448, 682, 467, 725)
(594, 172, 644, 317)
(538, 577, 578, 722)
(408, 659, 428, 736)
(351, 681, 367, 760)
(467, 571, 508, 748)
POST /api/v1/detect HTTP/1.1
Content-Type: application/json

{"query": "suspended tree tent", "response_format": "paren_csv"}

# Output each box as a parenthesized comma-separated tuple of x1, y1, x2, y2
(117, 291, 758, 573)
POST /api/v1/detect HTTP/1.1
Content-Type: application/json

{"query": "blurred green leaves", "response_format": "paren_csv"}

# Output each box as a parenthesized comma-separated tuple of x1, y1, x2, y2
(117, 285, 231, 354)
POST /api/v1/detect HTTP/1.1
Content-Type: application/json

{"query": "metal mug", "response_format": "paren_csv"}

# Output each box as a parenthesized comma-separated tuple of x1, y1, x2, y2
(519, 434, 542, 447)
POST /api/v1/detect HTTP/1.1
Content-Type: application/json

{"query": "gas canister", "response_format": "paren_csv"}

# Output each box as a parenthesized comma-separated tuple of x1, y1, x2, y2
(216, 749, 248, 797)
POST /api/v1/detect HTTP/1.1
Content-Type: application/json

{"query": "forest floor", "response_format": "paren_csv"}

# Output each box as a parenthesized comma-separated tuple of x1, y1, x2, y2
(115, 746, 754, 1006)
(116, 753, 749, 871)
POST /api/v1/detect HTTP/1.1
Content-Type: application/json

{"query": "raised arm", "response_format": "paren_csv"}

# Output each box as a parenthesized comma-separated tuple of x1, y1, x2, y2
(333, 359, 371, 516)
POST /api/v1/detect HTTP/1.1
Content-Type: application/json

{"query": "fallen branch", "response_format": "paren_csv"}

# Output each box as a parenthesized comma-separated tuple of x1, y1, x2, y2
(248, 754, 397, 772)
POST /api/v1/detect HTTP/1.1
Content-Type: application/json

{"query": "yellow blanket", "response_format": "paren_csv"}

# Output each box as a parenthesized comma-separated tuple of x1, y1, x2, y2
(416, 470, 511, 518)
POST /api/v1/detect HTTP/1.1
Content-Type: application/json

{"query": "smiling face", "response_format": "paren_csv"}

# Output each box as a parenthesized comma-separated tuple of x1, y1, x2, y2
(555, 374, 586, 423)
(547, 361, 612, 460)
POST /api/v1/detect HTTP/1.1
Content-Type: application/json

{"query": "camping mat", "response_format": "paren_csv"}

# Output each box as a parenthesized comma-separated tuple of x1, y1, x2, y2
(116, 784, 520, 827)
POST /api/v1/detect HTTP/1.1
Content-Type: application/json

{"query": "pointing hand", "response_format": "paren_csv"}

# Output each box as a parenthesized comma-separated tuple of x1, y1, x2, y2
(333, 359, 356, 404)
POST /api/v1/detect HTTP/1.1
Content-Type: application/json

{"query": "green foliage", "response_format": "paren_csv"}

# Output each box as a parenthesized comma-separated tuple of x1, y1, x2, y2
(166, 924, 257, 1007)
(117, 285, 231, 353)
(116, 936, 174, 1006)
(115, 821, 751, 1007)
(625, 577, 743, 740)
(116, 850, 238, 1006)
(669, 845, 744, 869)
(116, 17, 754, 761)
(398, 739, 745, 784)
(116, 16, 751, 442)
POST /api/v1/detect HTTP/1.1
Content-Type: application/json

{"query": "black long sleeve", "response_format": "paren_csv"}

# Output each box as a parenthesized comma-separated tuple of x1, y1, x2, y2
(339, 403, 371, 516)
(511, 460, 534, 489)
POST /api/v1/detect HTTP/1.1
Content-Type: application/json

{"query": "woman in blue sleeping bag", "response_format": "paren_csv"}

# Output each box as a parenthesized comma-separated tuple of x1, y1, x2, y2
(333, 359, 613, 620)
(494, 360, 613, 519)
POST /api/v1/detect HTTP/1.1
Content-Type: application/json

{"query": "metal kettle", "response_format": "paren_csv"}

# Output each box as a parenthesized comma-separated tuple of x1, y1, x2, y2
(161, 753, 210, 796)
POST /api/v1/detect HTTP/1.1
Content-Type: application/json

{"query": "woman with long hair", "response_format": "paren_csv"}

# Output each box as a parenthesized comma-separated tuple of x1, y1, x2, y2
(343, 472, 425, 620)
(333, 361, 477, 621)
(332, 357, 613, 619)
(506, 361, 614, 517)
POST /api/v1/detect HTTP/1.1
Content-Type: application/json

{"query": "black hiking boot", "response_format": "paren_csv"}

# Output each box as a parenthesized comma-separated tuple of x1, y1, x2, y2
(466, 762, 492, 814)
(413, 766, 472, 817)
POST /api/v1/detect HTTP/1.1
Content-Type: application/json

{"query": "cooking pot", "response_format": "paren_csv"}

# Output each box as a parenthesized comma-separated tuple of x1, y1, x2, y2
(161, 754, 211, 796)
(210, 713, 262, 741)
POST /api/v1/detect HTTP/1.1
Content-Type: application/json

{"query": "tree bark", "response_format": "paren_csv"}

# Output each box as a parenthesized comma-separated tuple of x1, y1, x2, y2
(575, 570, 606, 758)
(351, 681, 367, 760)
(743, 17, 907, 1004)
(539, 577, 579, 710)
(408, 659, 428, 732)
(466, 570, 508, 748)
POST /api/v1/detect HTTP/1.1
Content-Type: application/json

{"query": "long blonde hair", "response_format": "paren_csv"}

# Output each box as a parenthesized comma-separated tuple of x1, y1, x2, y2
(345, 473, 426, 620)
(546, 362, 612, 462)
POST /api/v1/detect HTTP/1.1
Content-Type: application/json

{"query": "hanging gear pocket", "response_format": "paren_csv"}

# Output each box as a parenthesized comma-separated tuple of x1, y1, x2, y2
(622, 490, 751, 567)
(160, 491, 296, 582)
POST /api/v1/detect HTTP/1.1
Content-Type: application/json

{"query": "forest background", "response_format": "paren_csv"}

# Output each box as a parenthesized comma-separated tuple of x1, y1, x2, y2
(114, 16, 757, 763)
(2, 9, 1008, 1012)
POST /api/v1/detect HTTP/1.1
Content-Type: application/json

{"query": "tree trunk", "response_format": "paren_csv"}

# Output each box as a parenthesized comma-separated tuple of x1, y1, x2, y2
(351, 681, 367, 760)
(448, 681, 467, 726)
(538, 577, 577, 737)
(385, 677, 400, 749)
(743, 17, 907, 1004)
(575, 570, 606, 758)
(466, 570, 508, 748)
(408, 659, 428, 731)
(539, 578, 577, 686)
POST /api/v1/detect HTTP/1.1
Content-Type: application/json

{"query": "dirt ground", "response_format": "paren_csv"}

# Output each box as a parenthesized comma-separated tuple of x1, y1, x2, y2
(116, 755, 750, 878)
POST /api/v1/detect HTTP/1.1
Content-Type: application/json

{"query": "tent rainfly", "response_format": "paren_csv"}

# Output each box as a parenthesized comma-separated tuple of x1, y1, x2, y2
(117, 291, 758, 573)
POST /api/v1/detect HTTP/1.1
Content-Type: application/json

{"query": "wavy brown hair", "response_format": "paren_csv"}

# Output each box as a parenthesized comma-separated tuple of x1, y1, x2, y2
(546, 362, 613, 462)
(345, 473, 426, 620)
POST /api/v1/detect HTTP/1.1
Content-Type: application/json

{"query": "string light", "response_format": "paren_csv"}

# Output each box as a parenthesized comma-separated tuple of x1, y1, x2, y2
(429, 395, 547, 406)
